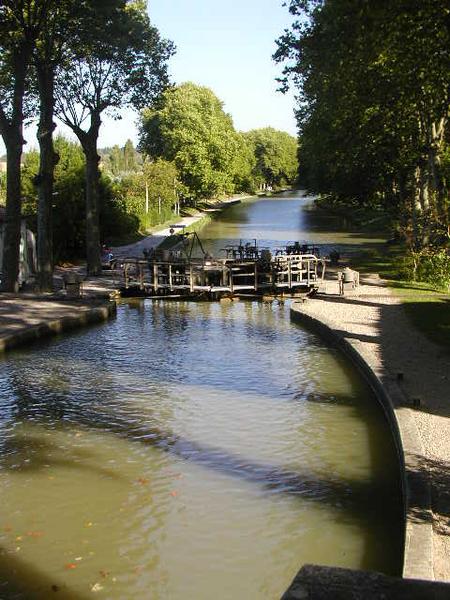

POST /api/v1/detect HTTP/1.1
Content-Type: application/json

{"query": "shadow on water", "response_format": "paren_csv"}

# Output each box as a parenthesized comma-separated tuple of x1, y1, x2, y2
(0, 192, 409, 592)
(0, 370, 404, 579)
(5, 375, 401, 532)
(0, 546, 89, 600)
(0, 433, 125, 481)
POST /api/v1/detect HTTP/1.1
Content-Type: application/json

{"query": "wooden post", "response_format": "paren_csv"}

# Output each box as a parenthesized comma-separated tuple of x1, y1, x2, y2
(139, 263, 144, 290)
(288, 260, 292, 289)
(189, 265, 194, 292)
(254, 261, 258, 291)
(153, 262, 158, 293)
(169, 263, 173, 291)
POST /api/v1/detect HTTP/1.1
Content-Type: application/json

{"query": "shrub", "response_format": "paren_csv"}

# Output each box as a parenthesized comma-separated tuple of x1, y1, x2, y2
(401, 249, 450, 290)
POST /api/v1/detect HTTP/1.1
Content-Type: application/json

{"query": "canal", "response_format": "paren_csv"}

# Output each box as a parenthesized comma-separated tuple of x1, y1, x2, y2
(0, 192, 402, 599)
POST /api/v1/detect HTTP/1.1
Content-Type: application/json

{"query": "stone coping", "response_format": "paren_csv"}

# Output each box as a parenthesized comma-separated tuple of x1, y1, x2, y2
(0, 298, 116, 354)
(290, 302, 433, 581)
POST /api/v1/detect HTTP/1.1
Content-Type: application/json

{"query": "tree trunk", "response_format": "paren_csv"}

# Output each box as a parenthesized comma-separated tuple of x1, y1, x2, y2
(1, 136, 23, 292)
(80, 122, 102, 276)
(0, 46, 30, 293)
(35, 63, 59, 292)
(427, 118, 448, 227)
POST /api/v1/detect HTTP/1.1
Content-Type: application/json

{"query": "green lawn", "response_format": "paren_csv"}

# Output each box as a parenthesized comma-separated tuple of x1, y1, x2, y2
(352, 243, 450, 352)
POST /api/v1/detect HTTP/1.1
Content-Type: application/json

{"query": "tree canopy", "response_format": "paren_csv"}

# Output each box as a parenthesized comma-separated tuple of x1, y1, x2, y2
(275, 0, 450, 249)
(244, 127, 298, 189)
(139, 82, 298, 200)
(140, 82, 246, 200)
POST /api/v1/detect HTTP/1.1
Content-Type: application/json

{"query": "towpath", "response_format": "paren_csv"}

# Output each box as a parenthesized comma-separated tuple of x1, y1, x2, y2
(112, 196, 245, 259)
(292, 275, 450, 581)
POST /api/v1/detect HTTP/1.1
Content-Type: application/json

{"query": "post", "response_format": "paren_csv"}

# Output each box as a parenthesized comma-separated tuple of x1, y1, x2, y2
(288, 260, 292, 289)
(158, 196, 161, 215)
(169, 263, 173, 291)
(145, 181, 149, 214)
(139, 263, 144, 290)
(254, 261, 258, 291)
(153, 262, 158, 293)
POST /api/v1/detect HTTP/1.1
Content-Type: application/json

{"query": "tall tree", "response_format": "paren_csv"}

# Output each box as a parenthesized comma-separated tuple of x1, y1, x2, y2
(275, 0, 450, 247)
(55, 1, 173, 275)
(32, 0, 119, 289)
(139, 82, 246, 201)
(0, 1, 36, 291)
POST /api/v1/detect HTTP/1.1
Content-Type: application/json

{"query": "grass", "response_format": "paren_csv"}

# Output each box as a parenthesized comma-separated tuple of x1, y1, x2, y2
(351, 242, 450, 352)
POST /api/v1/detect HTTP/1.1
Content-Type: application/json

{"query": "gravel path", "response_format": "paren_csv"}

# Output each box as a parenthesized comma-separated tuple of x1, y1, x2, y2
(112, 197, 246, 259)
(295, 274, 450, 581)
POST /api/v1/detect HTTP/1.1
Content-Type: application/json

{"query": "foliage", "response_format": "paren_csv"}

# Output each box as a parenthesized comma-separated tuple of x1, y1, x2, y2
(100, 140, 142, 178)
(113, 158, 179, 230)
(400, 249, 450, 291)
(0, 171, 6, 204)
(244, 127, 298, 188)
(21, 136, 138, 260)
(275, 0, 450, 248)
(140, 83, 298, 199)
(140, 82, 254, 200)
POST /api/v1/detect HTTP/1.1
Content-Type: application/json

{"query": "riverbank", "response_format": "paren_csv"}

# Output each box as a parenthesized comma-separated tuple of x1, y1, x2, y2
(291, 276, 450, 582)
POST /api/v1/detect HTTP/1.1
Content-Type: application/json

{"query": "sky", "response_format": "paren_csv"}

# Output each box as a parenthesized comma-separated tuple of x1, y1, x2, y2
(1, 0, 298, 154)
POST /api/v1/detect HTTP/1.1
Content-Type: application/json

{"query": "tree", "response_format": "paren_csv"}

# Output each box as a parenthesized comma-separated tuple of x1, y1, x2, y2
(0, 1, 36, 291)
(32, 0, 127, 288)
(100, 140, 142, 178)
(139, 82, 248, 201)
(55, 1, 174, 275)
(21, 136, 140, 259)
(115, 158, 179, 229)
(275, 0, 450, 248)
(244, 128, 298, 189)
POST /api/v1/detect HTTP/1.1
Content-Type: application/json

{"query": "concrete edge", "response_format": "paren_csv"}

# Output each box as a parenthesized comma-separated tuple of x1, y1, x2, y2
(290, 303, 434, 581)
(281, 564, 450, 599)
(0, 301, 117, 354)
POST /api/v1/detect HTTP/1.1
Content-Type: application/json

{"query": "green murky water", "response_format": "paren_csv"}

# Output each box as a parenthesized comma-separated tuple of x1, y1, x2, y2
(0, 193, 402, 599)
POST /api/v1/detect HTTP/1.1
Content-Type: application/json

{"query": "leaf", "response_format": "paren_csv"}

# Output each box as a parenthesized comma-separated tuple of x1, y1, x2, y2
(64, 563, 77, 570)
(27, 531, 44, 538)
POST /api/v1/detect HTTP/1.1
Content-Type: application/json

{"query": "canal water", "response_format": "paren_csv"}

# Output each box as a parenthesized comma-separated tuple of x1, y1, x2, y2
(0, 192, 402, 599)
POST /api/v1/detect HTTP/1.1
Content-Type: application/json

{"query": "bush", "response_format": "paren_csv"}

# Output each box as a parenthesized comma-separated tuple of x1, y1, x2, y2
(401, 249, 450, 290)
